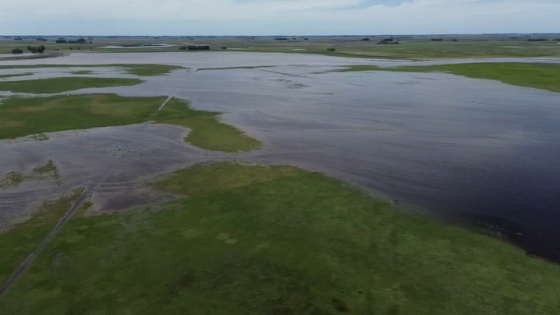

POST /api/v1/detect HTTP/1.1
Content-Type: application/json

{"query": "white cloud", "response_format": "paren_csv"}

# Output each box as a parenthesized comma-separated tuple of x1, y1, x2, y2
(0, 0, 559, 35)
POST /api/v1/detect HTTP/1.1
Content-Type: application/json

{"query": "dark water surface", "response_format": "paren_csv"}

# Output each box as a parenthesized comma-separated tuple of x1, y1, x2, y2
(1, 53, 560, 261)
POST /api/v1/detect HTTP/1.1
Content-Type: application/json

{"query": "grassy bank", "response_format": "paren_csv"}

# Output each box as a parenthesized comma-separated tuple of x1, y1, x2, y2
(338, 63, 560, 92)
(0, 94, 260, 152)
(1, 162, 559, 314)
(70, 70, 93, 75)
(197, 66, 274, 71)
(0, 94, 165, 139)
(154, 98, 261, 152)
(0, 64, 183, 76)
(0, 77, 143, 93)
(0, 73, 32, 79)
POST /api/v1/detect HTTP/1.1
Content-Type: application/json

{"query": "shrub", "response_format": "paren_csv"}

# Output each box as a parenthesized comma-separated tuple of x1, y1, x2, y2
(11, 48, 23, 54)
(221, 47, 227, 50)
(187, 45, 210, 51)
(327, 48, 336, 52)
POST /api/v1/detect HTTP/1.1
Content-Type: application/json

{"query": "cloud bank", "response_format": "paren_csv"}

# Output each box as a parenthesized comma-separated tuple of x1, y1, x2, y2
(1, 0, 558, 35)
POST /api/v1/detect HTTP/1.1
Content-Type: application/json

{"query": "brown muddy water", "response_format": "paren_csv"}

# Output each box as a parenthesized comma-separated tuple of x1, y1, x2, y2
(1, 52, 560, 261)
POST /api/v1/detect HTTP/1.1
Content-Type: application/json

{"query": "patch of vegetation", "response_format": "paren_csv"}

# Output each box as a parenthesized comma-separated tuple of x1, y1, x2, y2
(0, 172, 25, 189)
(32, 160, 60, 183)
(0, 94, 257, 152)
(154, 98, 261, 152)
(70, 70, 93, 75)
(0, 64, 183, 76)
(122, 64, 182, 76)
(0, 94, 165, 139)
(337, 63, 560, 92)
(74, 200, 93, 219)
(197, 66, 274, 71)
(155, 163, 300, 196)
(0, 190, 83, 285)
(29, 133, 49, 141)
(0, 160, 59, 189)
(336, 65, 383, 72)
(1, 163, 560, 314)
(179, 45, 210, 51)
(0, 73, 31, 79)
(0, 77, 143, 94)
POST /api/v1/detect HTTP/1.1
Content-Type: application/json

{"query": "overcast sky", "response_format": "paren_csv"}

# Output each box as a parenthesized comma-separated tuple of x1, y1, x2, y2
(1, 0, 559, 35)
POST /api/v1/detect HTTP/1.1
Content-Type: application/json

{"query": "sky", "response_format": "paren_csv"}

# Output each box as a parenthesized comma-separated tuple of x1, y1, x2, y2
(1, 0, 559, 36)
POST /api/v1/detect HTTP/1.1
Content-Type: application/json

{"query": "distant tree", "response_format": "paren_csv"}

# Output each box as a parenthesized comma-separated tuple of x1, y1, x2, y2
(186, 45, 210, 51)
(221, 47, 227, 50)
(11, 48, 23, 54)
(77, 37, 87, 44)
(327, 48, 336, 52)
(361, 38, 370, 41)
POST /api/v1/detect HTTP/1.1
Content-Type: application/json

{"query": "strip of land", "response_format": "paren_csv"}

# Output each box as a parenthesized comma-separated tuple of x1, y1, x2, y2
(0, 94, 261, 152)
(337, 63, 560, 92)
(154, 98, 261, 152)
(0, 77, 143, 93)
(0, 73, 32, 79)
(0, 64, 183, 76)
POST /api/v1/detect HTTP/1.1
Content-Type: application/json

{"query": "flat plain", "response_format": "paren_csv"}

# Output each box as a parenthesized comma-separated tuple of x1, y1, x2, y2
(1, 36, 560, 314)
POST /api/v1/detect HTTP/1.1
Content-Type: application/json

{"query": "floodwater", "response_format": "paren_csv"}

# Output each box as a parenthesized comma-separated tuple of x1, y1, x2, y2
(1, 52, 560, 262)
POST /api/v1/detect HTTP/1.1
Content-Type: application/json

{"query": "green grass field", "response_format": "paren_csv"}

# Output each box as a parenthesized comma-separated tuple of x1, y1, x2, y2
(155, 98, 261, 152)
(0, 77, 143, 93)
(0, 94, 165, 139)
(0, 64, 183, 76)
(2, 37, 560, 60)
(0, 94, 260, 152)
(0, 189, 82, 285)
(1, 163, 559, 314)
(339, 63, 560, 92)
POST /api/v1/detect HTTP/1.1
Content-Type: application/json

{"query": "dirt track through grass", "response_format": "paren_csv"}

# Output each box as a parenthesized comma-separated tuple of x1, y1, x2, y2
(0, 190, 91, 297)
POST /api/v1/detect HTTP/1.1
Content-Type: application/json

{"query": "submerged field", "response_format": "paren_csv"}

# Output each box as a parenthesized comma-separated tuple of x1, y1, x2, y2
(1, 54, 560, 314)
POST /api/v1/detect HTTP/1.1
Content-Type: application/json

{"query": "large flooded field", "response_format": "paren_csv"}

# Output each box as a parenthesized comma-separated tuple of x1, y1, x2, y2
(2, 52, 560, 261)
